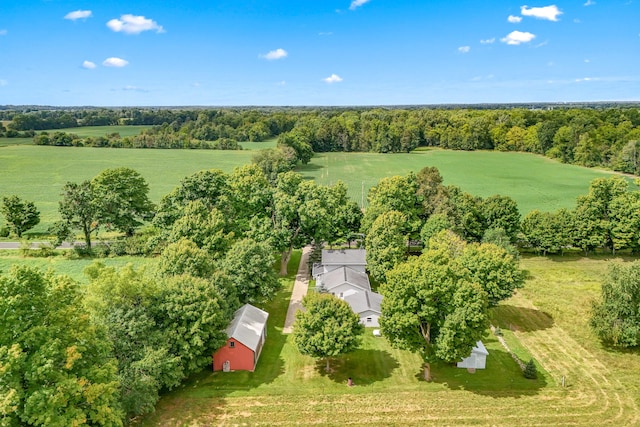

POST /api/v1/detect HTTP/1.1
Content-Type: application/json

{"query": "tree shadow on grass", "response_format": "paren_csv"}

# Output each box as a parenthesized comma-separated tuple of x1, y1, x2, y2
(315, 349, 399, 386)
(490, 304, 554, 332)
(296, 163, 325, 174)
(429, 347, 548, 398)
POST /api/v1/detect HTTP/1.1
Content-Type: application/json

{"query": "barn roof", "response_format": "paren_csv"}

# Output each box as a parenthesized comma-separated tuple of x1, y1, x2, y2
(343, 290, 383, 315)
(226, 304, 269, 353)
(320, 266, 371, 292)
(321, 249, 367, 266)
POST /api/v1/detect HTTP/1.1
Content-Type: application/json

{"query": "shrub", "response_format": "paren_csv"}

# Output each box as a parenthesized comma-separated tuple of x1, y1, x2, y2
(523, 358, 538, 379)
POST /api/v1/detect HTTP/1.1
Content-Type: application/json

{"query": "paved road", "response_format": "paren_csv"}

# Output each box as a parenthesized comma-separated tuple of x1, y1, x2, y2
(0, 241, 81, 249)
(283, 245, 312, 334)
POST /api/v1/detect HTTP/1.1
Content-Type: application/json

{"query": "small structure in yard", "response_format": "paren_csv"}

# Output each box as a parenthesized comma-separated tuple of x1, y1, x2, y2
(457, 341, 489, 372)
(212, 304, 269, 372)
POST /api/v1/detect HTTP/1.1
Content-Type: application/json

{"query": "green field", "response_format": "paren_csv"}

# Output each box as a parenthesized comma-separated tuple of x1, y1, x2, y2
(0, 252, 153, 283)
(42, 125, 151, 138)
(0, 144, 631, 233)
(138, 252, 640, 426)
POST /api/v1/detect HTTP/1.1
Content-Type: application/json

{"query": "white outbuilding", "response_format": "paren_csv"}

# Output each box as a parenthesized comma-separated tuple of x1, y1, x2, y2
(457, 341, 489, 371)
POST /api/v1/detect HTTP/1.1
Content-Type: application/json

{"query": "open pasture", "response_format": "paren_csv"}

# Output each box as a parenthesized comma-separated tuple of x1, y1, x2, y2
(0, 252, 153, 283)
(139, 253, 640, 426)
(44, 125, 151, 138)
(0, 145, 628, 233)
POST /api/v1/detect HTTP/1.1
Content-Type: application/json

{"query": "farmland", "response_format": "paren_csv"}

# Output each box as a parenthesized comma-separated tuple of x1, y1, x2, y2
(138, 252, 640, 426)
(0, 144, 624, 233)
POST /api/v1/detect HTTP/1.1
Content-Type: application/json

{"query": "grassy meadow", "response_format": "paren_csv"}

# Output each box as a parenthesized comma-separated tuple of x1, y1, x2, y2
(0, 251, 154, 283)
(0, 143, 627, 234)
(138, 252, 640, 426)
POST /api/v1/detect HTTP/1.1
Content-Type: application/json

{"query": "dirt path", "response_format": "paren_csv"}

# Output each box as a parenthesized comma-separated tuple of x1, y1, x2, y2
(282, 245, 312, 334)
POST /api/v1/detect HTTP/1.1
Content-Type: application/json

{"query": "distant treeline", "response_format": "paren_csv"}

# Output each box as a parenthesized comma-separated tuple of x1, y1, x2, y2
(2, 106, 640, 174)
(33, 131, 244, 150)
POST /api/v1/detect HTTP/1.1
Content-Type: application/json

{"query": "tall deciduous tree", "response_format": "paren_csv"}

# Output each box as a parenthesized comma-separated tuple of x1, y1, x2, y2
(0, 266, 123, 426)
(365, 210, 407, 283)
(0, 195, 40, 238)
(380, 243, 489, 381)
(91, 167, 155, 236)
(590, 261, 640, 348)
(219, 238, 280, 304)
(292, 293, 364, 371)
(58, 180, 99, 248)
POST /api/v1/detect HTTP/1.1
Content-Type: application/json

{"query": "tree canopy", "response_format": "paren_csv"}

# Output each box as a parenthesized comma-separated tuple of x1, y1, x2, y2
(591, 261, 640, 348)
(0, 195, 40, 238)
(292, 293, 364, 371)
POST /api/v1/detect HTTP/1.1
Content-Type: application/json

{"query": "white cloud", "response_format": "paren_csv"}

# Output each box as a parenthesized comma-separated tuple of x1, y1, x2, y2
(508, 15, 523, 23)
(103, 57, 129, 67)
(0, 29, 7, 36)
(458, 46, 470, 53)
(584, 59, 591, 63)
(123, 85, 148, 92)
(82, 60, 96, 69)
(480, 38, 495, 44)
(575, 77, 599, 82)
(260, 48, 288, 60)
(107, 14, 164, 34)
(0, 79, 7, 86)
(349, 0, 371, 11)
(323, 74, 343, 83)
(584, 0, 596, 5)
(501, 30, 536, 45)
(64, 10, 92, 21)
(520, 5, 563, 21)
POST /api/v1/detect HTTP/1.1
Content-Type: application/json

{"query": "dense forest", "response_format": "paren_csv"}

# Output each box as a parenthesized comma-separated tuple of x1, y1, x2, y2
(2, 105, 640, 174)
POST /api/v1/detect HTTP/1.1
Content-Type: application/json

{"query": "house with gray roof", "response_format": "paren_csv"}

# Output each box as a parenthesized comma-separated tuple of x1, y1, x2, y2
(312, 248, 367, 278)
(213, 304, 269, 372)
(343, 290, 383, 327)
(316, 266, 371, 297)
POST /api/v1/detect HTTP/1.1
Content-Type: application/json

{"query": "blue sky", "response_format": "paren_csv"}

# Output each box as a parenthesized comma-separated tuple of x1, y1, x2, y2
(0, 0, 638, 106)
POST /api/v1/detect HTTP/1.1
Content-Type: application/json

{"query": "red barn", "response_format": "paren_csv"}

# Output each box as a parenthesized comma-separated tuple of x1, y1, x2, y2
(213, 304, 269, 372)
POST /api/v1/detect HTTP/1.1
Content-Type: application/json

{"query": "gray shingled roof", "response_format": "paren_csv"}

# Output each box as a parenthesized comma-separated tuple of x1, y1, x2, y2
(226, 304, 269, 353)
(321, 249, 367, 266)
(343, 291, 383, 315)
(320, 266, 371, 292)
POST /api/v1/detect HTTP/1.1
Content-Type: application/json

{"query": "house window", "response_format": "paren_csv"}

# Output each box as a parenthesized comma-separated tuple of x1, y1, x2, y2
(229, 341, 235, 348)
(366, 317, 372, 323)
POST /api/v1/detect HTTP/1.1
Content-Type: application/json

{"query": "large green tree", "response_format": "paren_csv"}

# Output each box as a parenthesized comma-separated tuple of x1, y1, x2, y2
(365, 210, 407, 283)
(292, 293, 364, 371)
(91, 167, 155, 236)
(58, 180, 99, 248)
(380, 245, 488, 381)
(0, 195, 40, 238)
(219, 238, 280, 304)
(0, 266, 123, 426)
(590, 261, 640, 348)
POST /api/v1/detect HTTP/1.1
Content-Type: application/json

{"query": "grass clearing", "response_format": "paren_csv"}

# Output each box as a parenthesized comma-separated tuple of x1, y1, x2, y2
(140, 253, 640, 426)
(44, 125, 151, 138)
(0, 251, 154, 283)
(1, 146, 627, 234)
(298, 150, 631, 214)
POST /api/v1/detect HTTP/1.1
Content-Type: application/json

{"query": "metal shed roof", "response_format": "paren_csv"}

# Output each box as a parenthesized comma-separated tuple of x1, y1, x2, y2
(226, 304, 269, 353)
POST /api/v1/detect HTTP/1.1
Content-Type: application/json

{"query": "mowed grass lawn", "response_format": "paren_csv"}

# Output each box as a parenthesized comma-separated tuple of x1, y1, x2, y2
(1, 145, 627, 234)
(140, 252, 640, 426)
